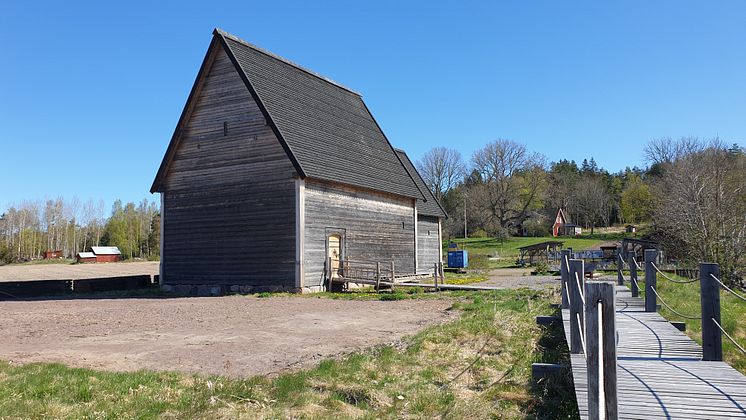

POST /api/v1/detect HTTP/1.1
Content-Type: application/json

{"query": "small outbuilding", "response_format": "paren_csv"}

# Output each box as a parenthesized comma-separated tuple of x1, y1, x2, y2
(76, 252, 97, 263)
(552, 209, 582, 236)
(625, 224, 637, 233)
(43, 250, 63, 259)
(518, 241, 564, 266)
(90, 246, 122, 263)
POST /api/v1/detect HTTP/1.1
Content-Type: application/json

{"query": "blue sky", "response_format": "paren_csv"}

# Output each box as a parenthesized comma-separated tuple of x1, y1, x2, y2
(1, 1, 744, 211)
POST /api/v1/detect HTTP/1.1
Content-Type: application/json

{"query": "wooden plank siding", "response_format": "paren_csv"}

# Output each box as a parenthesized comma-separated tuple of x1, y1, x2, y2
(417, 215, 440, 274)
(161, 45, 297, 289)
(303, 179, 416, 289)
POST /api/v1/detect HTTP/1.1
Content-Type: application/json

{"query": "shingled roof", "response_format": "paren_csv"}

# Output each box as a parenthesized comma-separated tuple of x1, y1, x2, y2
(395, 148, 447, 218)
(151, 29, 427, 200)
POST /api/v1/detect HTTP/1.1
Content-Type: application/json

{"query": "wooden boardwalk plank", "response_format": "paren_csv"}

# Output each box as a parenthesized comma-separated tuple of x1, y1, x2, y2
(562, 285, 746, 419)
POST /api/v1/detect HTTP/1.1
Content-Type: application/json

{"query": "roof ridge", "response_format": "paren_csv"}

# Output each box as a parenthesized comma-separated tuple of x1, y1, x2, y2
(213, 28, 361, 96)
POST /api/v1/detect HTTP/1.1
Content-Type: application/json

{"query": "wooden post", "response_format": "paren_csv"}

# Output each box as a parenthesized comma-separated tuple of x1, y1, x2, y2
(375, 262, 381, 292)
(439, 262, 445, 287)
(434, 263, 439, 291)
(327, 257, 333, 292)
(628, 251, 638, 297)
(390, 261, 395, 292)
(560, 249, 571, 309)
(584, 281, 618, 420)
(700, 262, 722, 361)
(616, 246, 624, 286)
(644, 249, 657, 312)
(569, 259, 585, 354)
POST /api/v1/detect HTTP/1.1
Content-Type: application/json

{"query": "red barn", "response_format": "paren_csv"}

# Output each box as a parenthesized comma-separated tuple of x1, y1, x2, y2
(552, 208, 582, 237)
(76, 252, 97, 263)
(90, 246, 122, 263)
(552, 209, 568, 237)
(43, 250, 63, 259)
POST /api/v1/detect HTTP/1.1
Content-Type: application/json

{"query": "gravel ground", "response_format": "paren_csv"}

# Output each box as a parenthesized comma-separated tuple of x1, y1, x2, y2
(0, 261, 159, 281)
(0, 295, 454, 377)
(473, 268, 561, 289)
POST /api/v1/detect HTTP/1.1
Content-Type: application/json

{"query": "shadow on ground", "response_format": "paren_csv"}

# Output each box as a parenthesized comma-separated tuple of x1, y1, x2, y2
(529, 306, 581, 419)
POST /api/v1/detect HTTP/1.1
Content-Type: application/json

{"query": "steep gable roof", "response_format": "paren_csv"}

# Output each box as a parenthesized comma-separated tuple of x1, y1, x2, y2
(152, 29, 425, 200)
(395, 148, 447, 218)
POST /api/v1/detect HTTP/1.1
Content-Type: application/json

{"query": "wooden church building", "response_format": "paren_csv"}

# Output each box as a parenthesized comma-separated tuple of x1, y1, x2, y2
(151, 29, 446, 294)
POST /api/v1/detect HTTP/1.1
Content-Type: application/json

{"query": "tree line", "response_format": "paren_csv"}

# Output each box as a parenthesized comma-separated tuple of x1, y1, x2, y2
(417, 137, 745, 284)
(0, 198, 160, 264)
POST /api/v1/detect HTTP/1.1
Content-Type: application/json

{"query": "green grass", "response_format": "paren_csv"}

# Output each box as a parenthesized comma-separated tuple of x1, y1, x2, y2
(646, 273, 746, 373)
(0, 288, 578, 419)
(444, 235, 615, 269)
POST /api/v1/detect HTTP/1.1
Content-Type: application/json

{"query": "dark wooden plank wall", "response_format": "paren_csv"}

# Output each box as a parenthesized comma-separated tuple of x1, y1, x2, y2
(303, 179, 416, 288)
(162, 46, 297, 287)
(417, 215, 440, 273)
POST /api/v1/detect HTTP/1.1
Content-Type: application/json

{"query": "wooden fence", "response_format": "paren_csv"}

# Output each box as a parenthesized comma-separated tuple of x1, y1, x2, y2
(555, 247, 746, 418)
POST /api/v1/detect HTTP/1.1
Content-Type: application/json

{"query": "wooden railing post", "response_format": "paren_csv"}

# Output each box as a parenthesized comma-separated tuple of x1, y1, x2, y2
(645, 249, 658, 312)
(327, 257, 333, 292)
(569, 259, 585, 354)
(375, 262, 381, 292)
(616, 246, 624, 286)
(627, 251, 638, 297)
(700, 262, 722, 361)
(585, 281, 618, 420)
(560, 249, 571, 309)
(390, 261, 395, 292)
(433, 263, 439, 291)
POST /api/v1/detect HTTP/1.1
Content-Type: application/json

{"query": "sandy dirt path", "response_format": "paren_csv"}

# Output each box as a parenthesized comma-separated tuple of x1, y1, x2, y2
(472, 268, 560, 289)
(0, 295, 454, 377)
(0, 261, 159, 281)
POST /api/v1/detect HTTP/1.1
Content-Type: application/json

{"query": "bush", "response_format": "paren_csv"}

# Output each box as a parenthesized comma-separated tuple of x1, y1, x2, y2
(533, 260, 550, 275)
(470, 229, 489, 238)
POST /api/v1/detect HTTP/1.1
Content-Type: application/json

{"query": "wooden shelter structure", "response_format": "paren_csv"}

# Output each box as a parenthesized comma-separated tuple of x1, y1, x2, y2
(151, 29, 447, 294)
(621, 238, 661, 259)
(518, 241, 564, 266)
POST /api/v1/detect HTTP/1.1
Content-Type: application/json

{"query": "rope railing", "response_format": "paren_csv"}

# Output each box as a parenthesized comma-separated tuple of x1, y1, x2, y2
(711, 318, 746, 356)
(576, 312, 587, 359)
(650, 262, 701, 284)
(563, 280, 571, 307)
(709, 273, 746, 303)
(649, 285, 701, 320)
(575, 272, 586, 306)
(629, 274, 641, 291)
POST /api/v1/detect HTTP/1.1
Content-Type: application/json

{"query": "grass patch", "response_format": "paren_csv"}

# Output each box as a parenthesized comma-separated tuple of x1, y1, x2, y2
(444, 235, 616, 269)
(0, 288, 576, 418)
(645, 273, 746, 373)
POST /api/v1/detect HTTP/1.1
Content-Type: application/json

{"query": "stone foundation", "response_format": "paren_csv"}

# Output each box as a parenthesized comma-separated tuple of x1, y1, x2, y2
(161, 283, 327, 296)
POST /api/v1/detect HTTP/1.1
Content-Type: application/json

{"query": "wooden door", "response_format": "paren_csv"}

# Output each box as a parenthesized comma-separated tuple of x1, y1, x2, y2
(327, 234, 341, 278)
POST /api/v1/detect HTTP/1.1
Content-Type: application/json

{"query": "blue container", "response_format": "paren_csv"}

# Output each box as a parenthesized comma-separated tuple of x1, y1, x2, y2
(447, 250, 468, 268)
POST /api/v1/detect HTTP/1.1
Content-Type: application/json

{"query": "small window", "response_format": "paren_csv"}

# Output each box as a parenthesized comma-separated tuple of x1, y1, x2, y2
(427, 230, 431, 236)
(223, 121, 229, 136)
(402, 221, 406, 229)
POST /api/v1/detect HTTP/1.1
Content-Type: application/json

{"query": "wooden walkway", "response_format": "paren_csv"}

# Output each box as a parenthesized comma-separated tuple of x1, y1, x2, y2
(562, 285, 746, 419)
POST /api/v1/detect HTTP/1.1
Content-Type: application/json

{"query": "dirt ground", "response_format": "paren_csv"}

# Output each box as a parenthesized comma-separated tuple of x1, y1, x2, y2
(474, 268, 560, 289)
(0, 261, 159, 281)
(0, 295, 453, 377)
(474, 268, 615, 289)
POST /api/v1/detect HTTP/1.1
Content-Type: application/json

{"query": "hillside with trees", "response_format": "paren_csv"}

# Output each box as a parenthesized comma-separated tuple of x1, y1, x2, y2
(418, 137, 745, 284)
